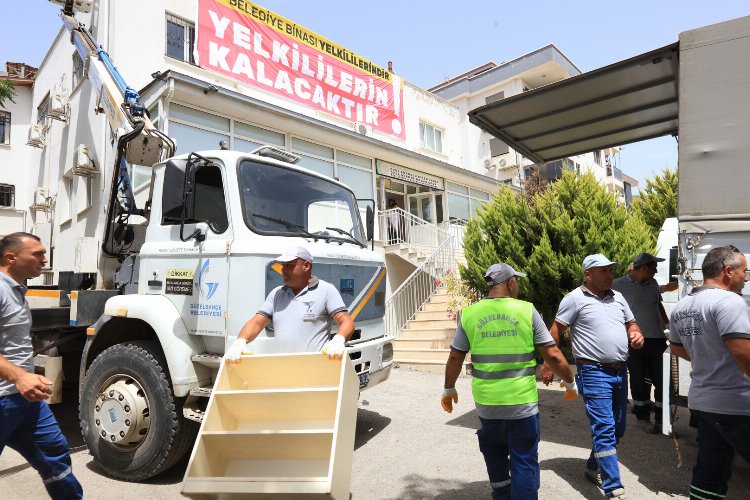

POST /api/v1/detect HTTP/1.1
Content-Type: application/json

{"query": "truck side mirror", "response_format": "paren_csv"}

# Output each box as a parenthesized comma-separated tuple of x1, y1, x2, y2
(366, 205, 374, 242)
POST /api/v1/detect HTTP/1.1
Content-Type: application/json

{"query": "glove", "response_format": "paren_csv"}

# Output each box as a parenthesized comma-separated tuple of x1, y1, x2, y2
(225, 338, 249, 363)
(441, 387, 458, 413)
(322, 335, 347, 360)
(561, 379, 578, 400)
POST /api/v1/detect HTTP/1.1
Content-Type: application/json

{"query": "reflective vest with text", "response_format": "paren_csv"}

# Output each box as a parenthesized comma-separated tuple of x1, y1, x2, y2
(461, 298, 537, 406)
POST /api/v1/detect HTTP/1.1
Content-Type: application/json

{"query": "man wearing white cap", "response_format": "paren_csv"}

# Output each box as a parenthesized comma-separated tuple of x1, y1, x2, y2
(548, 254, 644, 500)
(442, 262, 576, 500)
(225, 245, 354, 360)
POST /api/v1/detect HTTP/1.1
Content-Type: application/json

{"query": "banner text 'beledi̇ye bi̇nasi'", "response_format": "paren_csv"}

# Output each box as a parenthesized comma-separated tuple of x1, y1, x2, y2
(196, 0, 405, 139)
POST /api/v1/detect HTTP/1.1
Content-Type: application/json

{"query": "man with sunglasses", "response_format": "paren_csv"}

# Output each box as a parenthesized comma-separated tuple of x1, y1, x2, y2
(612, 252, 671, 433)
(668, 245, 750, 500)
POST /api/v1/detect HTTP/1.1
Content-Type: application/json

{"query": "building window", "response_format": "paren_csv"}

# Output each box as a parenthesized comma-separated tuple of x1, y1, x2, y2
(0, 111, 9, 145)
(593, 150, 602, 165)
(419, 122, 443, 153)
(37, 94, 50, 125)
(72, 52, 84, 90)
(447, 182, 490, 221)
(166, 13, 195, 64)
(0, 184, 14, 207)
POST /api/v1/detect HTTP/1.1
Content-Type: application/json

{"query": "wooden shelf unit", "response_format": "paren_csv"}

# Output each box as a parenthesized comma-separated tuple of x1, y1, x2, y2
(182, 353, 359, 499)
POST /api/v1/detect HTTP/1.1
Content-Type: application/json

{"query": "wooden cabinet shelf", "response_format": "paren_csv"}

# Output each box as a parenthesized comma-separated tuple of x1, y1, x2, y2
(182, 353, 358, 499)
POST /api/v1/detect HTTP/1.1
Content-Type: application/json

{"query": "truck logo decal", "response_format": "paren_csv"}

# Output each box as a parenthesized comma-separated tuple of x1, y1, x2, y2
(198, 259, 220, 301)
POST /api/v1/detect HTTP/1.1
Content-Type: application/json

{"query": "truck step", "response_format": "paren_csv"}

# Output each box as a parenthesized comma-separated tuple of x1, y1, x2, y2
(183, 398, 206, 423)
(191, 352, 223, 368)
(189, 386, 212, 398)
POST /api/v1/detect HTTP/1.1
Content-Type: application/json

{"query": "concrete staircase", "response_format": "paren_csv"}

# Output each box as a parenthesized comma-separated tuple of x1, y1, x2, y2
(393, 287, 471, 373)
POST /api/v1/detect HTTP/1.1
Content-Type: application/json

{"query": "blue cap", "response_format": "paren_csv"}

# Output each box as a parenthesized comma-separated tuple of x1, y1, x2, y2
(582, 253, 618, 271)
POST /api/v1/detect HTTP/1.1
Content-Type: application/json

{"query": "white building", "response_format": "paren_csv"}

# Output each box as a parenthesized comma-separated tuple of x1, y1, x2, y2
(0, 62, 36, 235)
(10, 0, 637, 301)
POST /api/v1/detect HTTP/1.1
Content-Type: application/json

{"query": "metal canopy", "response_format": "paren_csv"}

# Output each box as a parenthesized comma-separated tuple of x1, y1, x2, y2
(468, 43, 679, 164)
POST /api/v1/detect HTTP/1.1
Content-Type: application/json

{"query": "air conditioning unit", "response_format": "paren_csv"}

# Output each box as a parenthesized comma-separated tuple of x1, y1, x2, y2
(31, 187, 53, 212)
(48, 80, 69, 122)
(72, 144, 98, 176)
(489, 155, 515, 170)
(353, 122, 371, 136)
(27, 124, 46, 148)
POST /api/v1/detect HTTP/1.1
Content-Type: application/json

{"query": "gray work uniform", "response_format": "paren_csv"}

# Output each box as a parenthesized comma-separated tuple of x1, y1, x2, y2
(668, 286, 750, 415)
(556, 286, 635, 363)
(451, 300, 554, 419)
(612, 275, 664, 338)
(0, 272, 32, 397)
(259, 277, 347, 353)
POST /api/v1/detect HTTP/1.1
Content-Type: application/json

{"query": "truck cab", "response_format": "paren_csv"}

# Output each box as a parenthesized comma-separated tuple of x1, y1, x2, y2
(76, 148, 392, 480)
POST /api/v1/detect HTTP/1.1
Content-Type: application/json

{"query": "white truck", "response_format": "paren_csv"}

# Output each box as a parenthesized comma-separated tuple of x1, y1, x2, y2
(466, 15, 750, 433)
(30, 1, 392, 480)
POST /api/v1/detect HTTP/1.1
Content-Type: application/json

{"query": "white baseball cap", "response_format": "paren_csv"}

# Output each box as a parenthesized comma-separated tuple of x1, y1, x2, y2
(582, 253, 618, 271)
(274, 245, 313, 263)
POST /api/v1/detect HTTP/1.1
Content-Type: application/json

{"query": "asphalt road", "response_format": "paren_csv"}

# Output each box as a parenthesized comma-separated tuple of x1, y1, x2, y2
(2, 366, 749, 499)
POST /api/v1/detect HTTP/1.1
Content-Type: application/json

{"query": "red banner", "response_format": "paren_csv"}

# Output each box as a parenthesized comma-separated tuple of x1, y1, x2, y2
(196, 0, 405, 139)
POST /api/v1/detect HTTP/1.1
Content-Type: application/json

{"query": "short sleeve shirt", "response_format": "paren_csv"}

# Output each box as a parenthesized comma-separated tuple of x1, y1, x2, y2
(668, 286, 750, 415)
(258, 277, 347, 353)
(0, 272, 32, 397)
(556, 286, 635, 363)
(451, 298, 554, 420)
(612, 275, 665, 339)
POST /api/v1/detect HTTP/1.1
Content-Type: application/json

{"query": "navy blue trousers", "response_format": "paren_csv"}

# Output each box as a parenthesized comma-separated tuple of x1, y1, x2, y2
(0, 393, 83, 499)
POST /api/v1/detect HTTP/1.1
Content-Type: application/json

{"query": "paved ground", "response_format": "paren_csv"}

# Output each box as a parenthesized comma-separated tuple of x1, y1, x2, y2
(2, 366, 749, 499)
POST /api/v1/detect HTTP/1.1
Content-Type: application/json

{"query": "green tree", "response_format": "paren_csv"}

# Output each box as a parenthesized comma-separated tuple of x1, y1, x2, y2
(634, 167, 678, 237)
(460, 170, 655, 323)
(0, 79, 17, 108)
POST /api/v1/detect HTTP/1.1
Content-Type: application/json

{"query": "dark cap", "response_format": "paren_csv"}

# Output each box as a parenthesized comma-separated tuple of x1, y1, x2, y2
(632, 252, 665, 267)
(485, 263, 526, 286)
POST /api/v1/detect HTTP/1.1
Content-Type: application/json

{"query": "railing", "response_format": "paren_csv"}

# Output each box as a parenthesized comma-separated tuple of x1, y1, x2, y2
(384, 234, 456, 339)
(379, 207, 453, 248)
(441, 219, 467, 248)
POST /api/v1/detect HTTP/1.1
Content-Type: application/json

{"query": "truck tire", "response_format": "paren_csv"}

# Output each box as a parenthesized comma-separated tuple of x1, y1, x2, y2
(79, 340, 197, 480)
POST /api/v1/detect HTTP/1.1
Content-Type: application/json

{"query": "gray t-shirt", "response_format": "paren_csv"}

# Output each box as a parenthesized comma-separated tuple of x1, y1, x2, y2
(0, 272, 32, 397)
(668, 286, 750, 416)
(613, 275, 665, 339)
(259, 277, 347, 353)
(556, 286, 635, 363)
(451, 298, 555, 420)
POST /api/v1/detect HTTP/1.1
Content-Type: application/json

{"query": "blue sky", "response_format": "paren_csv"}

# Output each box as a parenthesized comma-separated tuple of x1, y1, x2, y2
(2, 1, 749, 189)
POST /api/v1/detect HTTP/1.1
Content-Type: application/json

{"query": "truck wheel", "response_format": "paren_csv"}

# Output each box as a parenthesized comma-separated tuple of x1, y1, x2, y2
(79, 341, 197, 480)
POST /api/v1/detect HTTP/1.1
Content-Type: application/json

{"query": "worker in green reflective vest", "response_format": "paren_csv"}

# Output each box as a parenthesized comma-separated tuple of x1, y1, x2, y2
(442, 262, 576, 500)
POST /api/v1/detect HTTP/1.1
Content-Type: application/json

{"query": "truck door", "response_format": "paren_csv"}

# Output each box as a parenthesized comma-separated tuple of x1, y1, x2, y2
(156, 162, 231, 337)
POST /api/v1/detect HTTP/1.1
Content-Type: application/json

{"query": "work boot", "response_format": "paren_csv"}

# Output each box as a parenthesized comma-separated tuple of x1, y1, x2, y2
(584, 468, 602, 487)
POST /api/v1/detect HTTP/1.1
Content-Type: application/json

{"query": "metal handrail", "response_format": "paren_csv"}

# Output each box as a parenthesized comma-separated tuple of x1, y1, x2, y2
(380, 207, 452, 249)
(384, 233, 456, 339)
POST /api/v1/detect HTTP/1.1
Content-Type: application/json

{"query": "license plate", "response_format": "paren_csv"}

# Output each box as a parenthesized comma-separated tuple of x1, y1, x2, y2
(357, 371, 369, 388)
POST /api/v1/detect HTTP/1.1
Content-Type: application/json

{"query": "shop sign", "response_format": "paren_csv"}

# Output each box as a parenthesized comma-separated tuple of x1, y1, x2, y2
(196, 0, 405, 139)
(376, 159, 444, 190)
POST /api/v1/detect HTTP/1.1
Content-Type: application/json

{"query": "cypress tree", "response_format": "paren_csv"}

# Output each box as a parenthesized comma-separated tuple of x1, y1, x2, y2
(460, 170, 655, 324)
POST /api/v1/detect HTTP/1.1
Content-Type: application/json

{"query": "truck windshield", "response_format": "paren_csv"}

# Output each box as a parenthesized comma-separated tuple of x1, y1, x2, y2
(239, 159, 366, 245)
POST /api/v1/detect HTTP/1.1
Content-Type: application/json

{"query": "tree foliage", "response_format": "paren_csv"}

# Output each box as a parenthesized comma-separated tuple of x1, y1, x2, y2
(634, 167, 678, 237)
(460, 171, 655, 323)
(0, 79, 17, 108)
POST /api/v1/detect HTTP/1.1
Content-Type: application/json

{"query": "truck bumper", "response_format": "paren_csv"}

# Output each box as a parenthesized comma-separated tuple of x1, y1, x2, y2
(346, 335, 394, 391)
